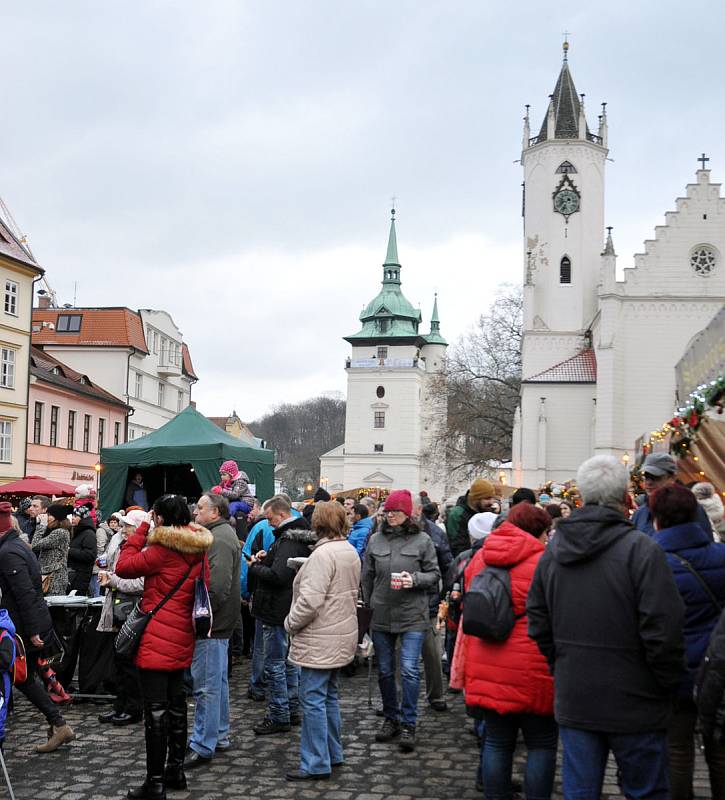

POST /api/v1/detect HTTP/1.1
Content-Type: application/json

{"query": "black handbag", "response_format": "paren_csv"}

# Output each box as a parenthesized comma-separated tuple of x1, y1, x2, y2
(112, 590, 138, 628)
(115, 562, 194, 658)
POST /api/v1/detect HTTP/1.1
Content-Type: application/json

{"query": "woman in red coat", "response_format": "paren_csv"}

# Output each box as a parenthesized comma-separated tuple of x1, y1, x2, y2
(116, 494, 212, 800)
(463, 502, 556, 799)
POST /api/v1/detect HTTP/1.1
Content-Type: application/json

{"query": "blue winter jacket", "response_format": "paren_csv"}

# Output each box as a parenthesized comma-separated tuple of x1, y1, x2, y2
(653, 521, 725, 698)
(240, 509, 301, 599)
(634, 497, 713, 538)
(348, 517, 375, 560)
(0, 608, 17, 743)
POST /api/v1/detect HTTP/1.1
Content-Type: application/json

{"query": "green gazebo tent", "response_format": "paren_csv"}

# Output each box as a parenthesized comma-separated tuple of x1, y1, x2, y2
(99, 406, 275, 516)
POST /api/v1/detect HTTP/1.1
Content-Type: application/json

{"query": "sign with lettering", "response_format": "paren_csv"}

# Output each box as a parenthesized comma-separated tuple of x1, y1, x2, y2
(71, 471, 95, 482)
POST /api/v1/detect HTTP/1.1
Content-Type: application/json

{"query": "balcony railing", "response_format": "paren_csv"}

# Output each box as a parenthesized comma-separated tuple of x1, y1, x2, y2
(345, 357, 425, 370)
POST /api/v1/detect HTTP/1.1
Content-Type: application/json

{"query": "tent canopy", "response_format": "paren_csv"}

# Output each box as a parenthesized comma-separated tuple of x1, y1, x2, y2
(99, 406, 275, 515)
(0, 475, 76, 498)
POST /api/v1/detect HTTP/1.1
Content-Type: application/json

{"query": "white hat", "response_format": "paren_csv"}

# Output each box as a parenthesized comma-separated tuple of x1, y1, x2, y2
(468, 512, 497, 541)
(119, 509, 148, 528)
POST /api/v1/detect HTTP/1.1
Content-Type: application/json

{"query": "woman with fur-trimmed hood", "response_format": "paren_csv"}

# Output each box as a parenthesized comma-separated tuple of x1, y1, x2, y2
(31, 503, 70, 595)
(116, 494, 212, 800)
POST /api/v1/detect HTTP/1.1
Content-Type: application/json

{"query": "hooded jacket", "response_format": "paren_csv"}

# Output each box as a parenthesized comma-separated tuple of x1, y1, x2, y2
(249, 516, 316, 626)
(462, 521, 553, 716)
(527, 504, 686, 733)
(652, 521, 725, 699)
(362, 518, 440, 633)
(0, 529, 54, 641)
(348, 516, 375, 560)
(286, 537, 361, 669)
(31, 519, 70, 595)
(116, 521, 212, 671)
(68, 516, 98, 594)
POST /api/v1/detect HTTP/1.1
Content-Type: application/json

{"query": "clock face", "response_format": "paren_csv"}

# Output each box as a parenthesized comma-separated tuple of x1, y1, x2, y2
(554, 189, 580, 215)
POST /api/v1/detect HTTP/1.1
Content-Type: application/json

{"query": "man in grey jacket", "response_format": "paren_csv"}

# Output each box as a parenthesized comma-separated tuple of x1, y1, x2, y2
(186, 492, 242, 768)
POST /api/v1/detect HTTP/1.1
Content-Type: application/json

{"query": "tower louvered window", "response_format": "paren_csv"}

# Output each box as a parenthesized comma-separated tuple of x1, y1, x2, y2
(560, 256, 572, 284)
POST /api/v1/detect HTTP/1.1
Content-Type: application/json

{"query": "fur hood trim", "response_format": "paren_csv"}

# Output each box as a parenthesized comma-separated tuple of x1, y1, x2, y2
(281, 528, 318, 545)
(147, 523, 213, 555)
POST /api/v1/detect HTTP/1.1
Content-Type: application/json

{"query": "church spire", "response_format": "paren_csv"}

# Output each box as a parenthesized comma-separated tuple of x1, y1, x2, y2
(602, 226, 616, 256)
(384, 207, 399, 265)
(425, 293, 447, 345)
(535, 41, 590, 142)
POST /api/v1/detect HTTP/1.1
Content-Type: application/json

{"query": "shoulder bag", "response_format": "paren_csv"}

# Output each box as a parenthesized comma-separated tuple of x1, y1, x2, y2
(115, 561, 194, 657)
(193, 555, 213, 638)
(670, 552, 724, 616)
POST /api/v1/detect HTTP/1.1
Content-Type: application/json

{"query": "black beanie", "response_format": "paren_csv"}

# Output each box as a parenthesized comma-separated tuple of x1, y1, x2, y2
(313, 488, 331, 502)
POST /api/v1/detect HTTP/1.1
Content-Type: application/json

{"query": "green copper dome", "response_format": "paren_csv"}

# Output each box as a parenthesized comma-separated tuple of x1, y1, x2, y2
(346, 212, 423, 342)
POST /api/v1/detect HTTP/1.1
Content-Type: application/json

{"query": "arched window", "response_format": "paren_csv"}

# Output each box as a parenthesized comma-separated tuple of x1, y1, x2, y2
(560, 256, 572, 284)
(556, 161, 577, 174)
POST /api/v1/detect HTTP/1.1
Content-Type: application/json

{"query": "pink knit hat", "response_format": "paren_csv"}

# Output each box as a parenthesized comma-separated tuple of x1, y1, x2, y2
(219, 460, 239, 478)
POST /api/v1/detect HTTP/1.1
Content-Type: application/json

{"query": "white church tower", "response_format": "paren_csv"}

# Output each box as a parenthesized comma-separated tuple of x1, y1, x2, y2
(320, 210, 448, 499)
(513, 40, 608, 486)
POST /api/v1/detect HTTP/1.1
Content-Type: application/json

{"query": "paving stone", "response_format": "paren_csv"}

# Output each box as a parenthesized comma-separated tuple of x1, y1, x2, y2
(1, 659, 714, 799)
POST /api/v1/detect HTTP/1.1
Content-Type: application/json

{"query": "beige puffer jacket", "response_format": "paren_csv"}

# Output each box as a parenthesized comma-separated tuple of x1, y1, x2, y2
(285, 537, 361, 669)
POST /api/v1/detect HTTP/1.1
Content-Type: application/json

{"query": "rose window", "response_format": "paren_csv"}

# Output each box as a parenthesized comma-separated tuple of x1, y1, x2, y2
(690, 246, 717, 276)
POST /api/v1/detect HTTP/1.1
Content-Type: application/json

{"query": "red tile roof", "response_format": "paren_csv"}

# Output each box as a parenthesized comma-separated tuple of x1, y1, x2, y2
(32, 307, 149, 353)
(30, 347, 130, 409)
(524, 348, 597, 383)
(182, 343, 198, 380)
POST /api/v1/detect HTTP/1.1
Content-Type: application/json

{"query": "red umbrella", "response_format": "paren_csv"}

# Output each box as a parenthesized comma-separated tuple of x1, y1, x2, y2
(0, 475, 77, 497)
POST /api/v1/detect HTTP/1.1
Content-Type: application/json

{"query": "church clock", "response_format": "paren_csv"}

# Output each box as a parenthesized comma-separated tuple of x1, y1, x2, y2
(552, 175, 581, 218)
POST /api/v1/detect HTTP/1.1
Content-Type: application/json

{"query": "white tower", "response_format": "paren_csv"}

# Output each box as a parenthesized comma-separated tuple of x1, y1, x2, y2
(320, 210, 448, 499)
(514, 41, 608, 486)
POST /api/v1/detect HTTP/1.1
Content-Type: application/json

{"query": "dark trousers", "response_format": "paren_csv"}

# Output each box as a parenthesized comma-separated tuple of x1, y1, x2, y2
(560, 725, 669, 800)
(482, 710, 558, 800)
(668, 698, 725, 800)
(114, 651, 142, 715)
(138, 667, 185, 704)
(17, 655, 65, 728)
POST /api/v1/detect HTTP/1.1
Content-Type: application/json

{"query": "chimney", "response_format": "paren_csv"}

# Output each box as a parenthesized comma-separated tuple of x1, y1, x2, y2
(37, 294, 51, 309)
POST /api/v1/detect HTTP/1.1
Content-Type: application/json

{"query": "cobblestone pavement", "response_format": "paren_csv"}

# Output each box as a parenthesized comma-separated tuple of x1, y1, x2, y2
(3, 659, 713, 799)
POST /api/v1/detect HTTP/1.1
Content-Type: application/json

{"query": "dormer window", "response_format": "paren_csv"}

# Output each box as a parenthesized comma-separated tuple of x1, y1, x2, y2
(379, 319, 389, 334)
(57, 314, 82, 332)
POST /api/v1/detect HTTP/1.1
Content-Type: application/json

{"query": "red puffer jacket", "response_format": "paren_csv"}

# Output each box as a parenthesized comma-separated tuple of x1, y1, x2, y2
(116, 521, 212, 671)
(462, 521, 553, 715)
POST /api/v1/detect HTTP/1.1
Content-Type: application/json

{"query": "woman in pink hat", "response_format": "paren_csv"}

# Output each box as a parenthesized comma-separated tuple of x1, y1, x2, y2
(361, 489, 440, 753)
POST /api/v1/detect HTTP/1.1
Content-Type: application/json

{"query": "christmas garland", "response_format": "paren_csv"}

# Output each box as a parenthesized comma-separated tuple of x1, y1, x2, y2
(668, 375, 725, 457)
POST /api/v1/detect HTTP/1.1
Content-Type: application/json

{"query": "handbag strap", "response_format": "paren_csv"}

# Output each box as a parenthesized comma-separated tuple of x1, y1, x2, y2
(149, 561, 195, 618)
(670, 552, 723, 615)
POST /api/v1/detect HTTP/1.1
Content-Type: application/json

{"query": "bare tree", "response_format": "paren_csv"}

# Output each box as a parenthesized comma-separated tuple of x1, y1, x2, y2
(428, 284, 522, 480)
(250, 395, 346, 497)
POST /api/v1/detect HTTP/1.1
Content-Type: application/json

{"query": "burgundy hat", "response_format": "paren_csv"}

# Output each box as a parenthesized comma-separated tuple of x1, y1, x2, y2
(0, 502, 12, 533)
(384, 490, 413, 518)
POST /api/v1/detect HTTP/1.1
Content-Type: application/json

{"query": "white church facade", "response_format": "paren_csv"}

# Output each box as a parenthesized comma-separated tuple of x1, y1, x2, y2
(320, 212, 448, 499)
(512, 43, 725, 486)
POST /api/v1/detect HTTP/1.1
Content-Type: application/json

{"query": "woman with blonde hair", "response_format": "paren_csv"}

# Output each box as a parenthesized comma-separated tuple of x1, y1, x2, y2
(284, 501, 361, 781)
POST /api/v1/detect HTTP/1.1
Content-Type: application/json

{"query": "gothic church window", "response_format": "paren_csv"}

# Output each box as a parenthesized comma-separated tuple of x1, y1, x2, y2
(560, 256, 572, 284)
(556, 161, 577, 174)
(690, 245, 717, 276)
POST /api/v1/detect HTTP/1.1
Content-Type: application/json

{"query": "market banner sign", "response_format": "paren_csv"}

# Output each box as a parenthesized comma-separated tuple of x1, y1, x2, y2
(675, 306, 725, 402)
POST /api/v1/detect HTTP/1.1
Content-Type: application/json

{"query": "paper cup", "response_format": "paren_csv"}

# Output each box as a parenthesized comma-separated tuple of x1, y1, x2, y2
(390, 572, 404, 590)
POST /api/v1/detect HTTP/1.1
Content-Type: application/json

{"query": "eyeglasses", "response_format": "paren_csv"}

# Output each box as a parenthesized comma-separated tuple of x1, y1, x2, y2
(385, 509, 404, 515)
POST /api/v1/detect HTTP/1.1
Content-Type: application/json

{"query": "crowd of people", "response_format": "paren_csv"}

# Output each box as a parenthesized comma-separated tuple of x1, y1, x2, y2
(1, 453, 725, 799)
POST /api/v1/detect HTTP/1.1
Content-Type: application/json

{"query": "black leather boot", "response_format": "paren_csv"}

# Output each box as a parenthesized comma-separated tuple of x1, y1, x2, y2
(127, 702, 168, 800)
(164, 694, 188, 790)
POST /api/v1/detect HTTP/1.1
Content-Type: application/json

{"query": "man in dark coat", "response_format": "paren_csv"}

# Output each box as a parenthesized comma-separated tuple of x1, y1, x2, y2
(249, 495, 315, 735)
(447, 479, 498, 557)
(527, 455, 686, 800)
(0, 501, 75, 752)
(68, 505, 97, 594)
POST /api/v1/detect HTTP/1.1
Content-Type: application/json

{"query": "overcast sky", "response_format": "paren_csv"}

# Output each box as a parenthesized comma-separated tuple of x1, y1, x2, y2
(2, 2, 723, 420)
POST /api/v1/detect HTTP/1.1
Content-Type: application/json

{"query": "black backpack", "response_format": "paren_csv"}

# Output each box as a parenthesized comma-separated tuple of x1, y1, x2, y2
(462, 565, 524, 641)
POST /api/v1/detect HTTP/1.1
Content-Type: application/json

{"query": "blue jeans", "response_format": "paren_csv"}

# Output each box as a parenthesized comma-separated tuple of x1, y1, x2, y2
(248, 618, 266, 698)
(483, 710, 558, 800)
(88, 575, 100, 598)
(298, 668, 343, 775)
(262, 623, 299, 723)
(560, 726, 669, 799)
(189, 638, 230, 757)
(372, 629, 426, 726)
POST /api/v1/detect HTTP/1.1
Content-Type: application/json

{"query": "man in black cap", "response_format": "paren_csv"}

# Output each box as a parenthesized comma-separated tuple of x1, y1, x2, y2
(632, 453, 712, 536)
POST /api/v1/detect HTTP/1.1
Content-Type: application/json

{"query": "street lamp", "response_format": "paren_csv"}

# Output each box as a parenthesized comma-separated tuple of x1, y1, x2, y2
(94, 462, 102, 494)
(621, 453, 630, 467)
(305, 482, 313, 494)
